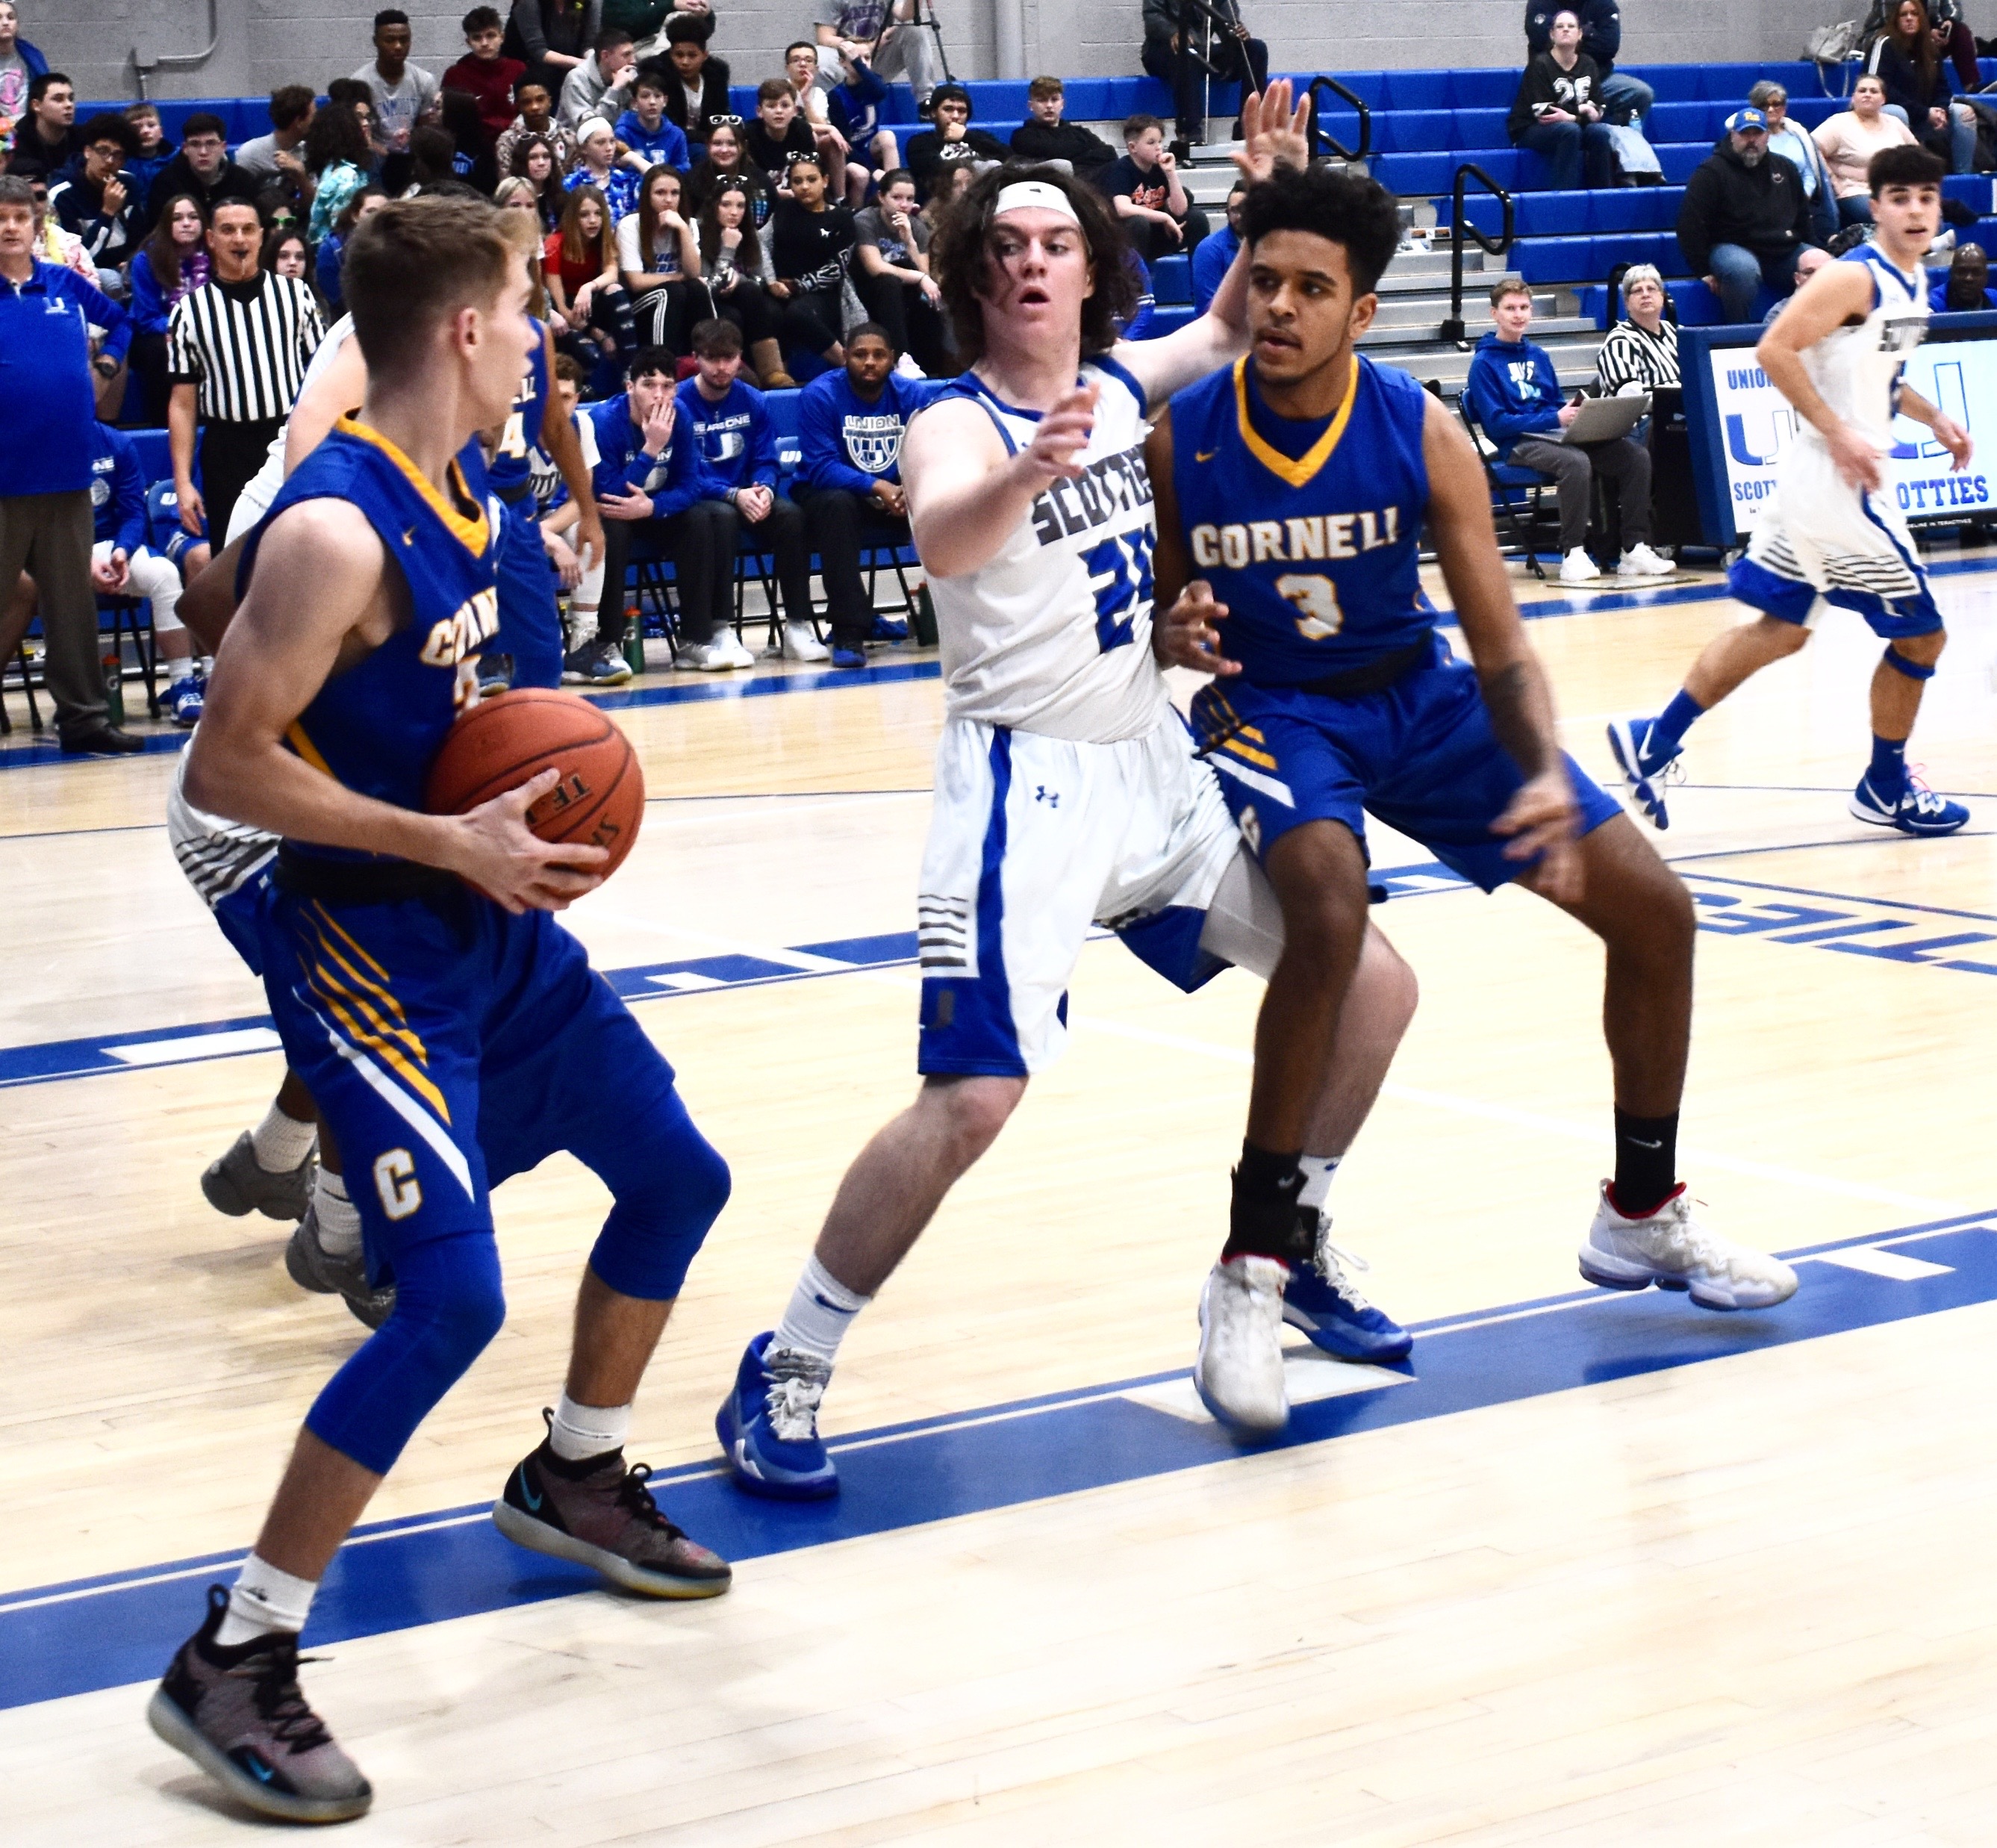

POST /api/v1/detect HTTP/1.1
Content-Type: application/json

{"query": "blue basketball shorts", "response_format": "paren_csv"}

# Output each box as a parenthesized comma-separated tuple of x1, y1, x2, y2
(492, 498, 565, 689)
(1190, 638, 1621, 892)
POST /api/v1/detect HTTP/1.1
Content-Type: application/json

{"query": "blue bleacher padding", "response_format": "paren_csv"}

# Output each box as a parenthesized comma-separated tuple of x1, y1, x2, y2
(1513, 231, 1686, 285)
(1577, 277, 1773, 328)
(1459, 187, 1685, 239)
(1136, 304, 1194, 340)
(129, 430, 172, 482)
(1151, 254, 1191, 305)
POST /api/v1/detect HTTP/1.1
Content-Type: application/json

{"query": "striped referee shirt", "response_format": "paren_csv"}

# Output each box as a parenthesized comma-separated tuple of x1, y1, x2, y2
(1594, 318, 1680, 396)
(166, 271, 324, 425)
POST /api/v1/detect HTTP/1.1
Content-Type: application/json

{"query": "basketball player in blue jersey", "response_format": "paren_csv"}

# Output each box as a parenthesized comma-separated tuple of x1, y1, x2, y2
(1149, 164, 1800, 1331)
(149, 198, 735, 1826)
(1608, 146, 1971, 838)
(719, 90, 1430, 1476)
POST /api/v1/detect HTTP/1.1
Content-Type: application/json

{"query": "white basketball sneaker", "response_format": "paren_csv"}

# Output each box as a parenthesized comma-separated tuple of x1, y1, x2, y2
(1195, 1255, 1290, 1434)
(1616, 543, 1674, 580)
(1579, 1183, 1798, 1310)
(1560, 547, 1602, 585)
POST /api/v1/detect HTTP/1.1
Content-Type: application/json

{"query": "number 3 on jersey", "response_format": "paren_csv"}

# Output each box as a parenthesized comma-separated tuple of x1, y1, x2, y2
(1277, 573, 1343, 641)
(1083, 528, 1156, 653)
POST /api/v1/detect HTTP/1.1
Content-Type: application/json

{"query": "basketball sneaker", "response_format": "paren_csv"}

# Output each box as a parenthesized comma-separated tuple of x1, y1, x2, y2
(1194, 1255, 1290, 1435)
(1848, 772, 1969, 836)
(830, 645, 867, 671)
(676, 635, 756, 671)
(200, 1129, 315, 1222)
(779, 621, 830, 662)
(283, 1204, 395, 1329)
(166, 673, 206, 727)
(1578, 1182, 1799, 1310)
(492, 1412, 733, 1598)
(146, 1585, 373, 1825)
(867, 615, 910, 642)
(562, 638, 633, 686)
(715, 1333, 838, 1499)
(1616, 544, 1675, 580)
(1605, 715, 1680, 830)
(1560, 547, 1602, 585)
(1282, 1219, 1412, 1363)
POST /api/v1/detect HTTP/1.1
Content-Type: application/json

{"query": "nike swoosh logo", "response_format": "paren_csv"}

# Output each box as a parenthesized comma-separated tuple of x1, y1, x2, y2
(517, 1465, 543, 1511)
(1194, 449, 1218, 462)
(812, 1294, 857, 1315)
(1627, 1137, 1663, 1149)
(244, 1757, 277, 1784)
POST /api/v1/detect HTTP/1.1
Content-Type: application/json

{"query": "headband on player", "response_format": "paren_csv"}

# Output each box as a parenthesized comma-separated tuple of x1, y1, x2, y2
(991, 180, 1080, 225)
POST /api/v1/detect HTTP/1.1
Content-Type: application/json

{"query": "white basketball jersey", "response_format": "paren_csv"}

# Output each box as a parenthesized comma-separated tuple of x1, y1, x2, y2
(1799, 249, 1928, 450)
(229, 315, 357, 544)
(920, 358, 1171, 743)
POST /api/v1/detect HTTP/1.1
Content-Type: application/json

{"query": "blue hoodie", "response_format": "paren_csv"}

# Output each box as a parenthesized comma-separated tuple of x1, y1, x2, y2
(613, 108, 690, 171)
(87, 422, 149, 553)
(797, 369, 941, 495)
(584, 391, 708, 521)
(1463, 329, 1565, 461)
(675, 375, 776, 495)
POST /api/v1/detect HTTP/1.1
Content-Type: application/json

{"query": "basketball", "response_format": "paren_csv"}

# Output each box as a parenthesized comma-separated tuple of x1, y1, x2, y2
(424, 688, 644, 880)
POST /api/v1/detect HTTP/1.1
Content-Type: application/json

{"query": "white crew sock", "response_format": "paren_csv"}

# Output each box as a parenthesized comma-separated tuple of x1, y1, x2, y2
(549, 1393, 632, 1461)
(1297, 1154, 1342, 1214)
(215, 1552, 318, 1647)
(770, 1254, 871, 1368)
(166, 655, 195, 685)
(314, 1169, 362, 1257)
(249, 1101, 317, 1174)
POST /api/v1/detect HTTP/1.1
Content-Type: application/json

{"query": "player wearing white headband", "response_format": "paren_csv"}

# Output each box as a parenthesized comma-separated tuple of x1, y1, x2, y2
(717, 86, 1427, 1482)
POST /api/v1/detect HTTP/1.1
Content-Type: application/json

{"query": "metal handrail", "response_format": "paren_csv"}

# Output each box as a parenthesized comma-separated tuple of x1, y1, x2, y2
(1306, 75, 1371, 164)
(1440, 162, 1515, 344)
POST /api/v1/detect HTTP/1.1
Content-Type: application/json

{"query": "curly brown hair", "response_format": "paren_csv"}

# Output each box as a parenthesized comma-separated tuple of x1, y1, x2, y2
(929, 163, 1138, 365)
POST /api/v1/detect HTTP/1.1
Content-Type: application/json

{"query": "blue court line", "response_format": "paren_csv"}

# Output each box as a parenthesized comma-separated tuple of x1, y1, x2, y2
(3, 1207, 1991, 1712)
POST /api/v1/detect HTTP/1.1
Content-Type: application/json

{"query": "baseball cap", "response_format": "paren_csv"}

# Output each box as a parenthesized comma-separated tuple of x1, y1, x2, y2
(1726, 108, 1769, 133)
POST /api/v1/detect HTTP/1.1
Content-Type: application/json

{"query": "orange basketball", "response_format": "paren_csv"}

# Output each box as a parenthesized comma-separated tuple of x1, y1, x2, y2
(425, 688, 644, 881)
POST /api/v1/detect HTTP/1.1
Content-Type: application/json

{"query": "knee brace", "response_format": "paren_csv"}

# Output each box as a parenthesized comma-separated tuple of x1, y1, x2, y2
(305, 1233, 507, 1475)
(585, 1095, 731, 1302)
(1883, 644, 1937, 682)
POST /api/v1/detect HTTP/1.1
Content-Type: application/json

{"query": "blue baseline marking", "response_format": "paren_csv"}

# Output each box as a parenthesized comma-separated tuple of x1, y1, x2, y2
(3, 1209, 1991, 1712)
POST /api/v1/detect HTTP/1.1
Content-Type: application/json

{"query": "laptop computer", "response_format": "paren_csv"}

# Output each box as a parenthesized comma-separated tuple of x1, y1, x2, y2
(1555, 393, 1651, 444)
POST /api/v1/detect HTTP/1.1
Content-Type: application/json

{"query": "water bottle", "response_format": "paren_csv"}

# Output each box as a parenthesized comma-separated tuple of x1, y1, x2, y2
(102, 646, 124, 729)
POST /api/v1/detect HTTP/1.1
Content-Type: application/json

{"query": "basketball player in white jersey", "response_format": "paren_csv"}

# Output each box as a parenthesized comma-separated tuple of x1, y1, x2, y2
(1609, 144, 1972, 836)
(716, 87, 1420, 1460)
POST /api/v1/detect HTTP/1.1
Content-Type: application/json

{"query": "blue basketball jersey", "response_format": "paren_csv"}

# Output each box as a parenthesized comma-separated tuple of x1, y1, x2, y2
(484, 320, 549, 499)
(1168, 354, 1431, 685)
(241, 417, 499, 843)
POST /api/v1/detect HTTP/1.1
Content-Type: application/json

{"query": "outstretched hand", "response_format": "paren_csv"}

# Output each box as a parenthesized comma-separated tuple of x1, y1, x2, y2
(1018, 381, 1098, 487)
(1154, 579, 1239, 676)
(1233, 79, 1312, 186)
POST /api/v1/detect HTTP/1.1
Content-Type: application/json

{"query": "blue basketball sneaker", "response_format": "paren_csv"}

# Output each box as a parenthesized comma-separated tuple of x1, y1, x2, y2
(1605, 716, 1679, 831)
(1281, 1219, 1412, 1363)
(716, 1333, 838, 1499)
(867, 615, 909, 642)
(1849, 771, 1969, 836)
(166, 673, 206, 728)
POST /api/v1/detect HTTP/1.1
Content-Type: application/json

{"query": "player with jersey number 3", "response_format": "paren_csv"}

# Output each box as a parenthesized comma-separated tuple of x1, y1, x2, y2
(1609, 144, 1971, 838)
(717, 84, 1429, 1471)
(1146, 164, 1799, 1357)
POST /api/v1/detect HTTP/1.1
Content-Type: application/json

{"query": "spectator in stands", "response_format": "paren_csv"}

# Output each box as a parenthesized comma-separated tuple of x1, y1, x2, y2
(1141, 0, 1267, 140)
(785, 43, 859, 202)
(444, 7, 526, 152)
(697, 175, 789, 385)
(166, 198, 323, 547)
(616, 65, 690, 172)
(768, 152, 853, 369)
(661, 14, 733, 149)
(746, 79, 820, 193)
(1863, 0, 1980, 92)
(1595, 263, 1678, 393)
(316, 185, 376, 309)
(87, 417, 202, 721)
(145, 112, 259, 234)
(0, 4, 49, 160)
(263, 223, 309, 283)
(922, 158, 972, 233)
(1760, 243, 1831, 320)
(561, 24, 636, 128)
(49, 115, 140, 295)
(305, 103, 376, 243)
(1507, 10, 1616, 190)
(546, 181, 634, 370)
(122, 103, 174, 199)
(0, 174, 136, 755)
(1100, 113, 1207, 262)
(1678, 108, 1822, 324)
(676, 316, 822, 664)
(496, 80, 576, 178)
(1931, 237, 1997, 307)
(1010, 76, 1116, 179)
(1465, 278, 1669, 585)
(10, 69, 78, 175)
(603, 0, 673, 38)
(1866, 0, 1976, 172)
(795, 322, 929, 666)
(1524, 0, 1651, 125)
(508, 0, 602, 101)
(567, 116, 641, 217)
(851, 168, 949, 373)
(617, 163, 699, 349)
(508, 131, 567, 228)
(686, 122, 773, 229)
(353, 9, 442, 155)
(815, 0, 939, 109)
(21, 167, 96, 288)
(234, 87, 318, 196)
(907, 84, 1006, 201)
(1813, 75, 1918, 225)
(829, 47, 897, 192)
(1192, 177, 1245, 312)
(1749, 80, 1837, 247)
(407, 123, 482, 198)
(128, 193, 208, 422)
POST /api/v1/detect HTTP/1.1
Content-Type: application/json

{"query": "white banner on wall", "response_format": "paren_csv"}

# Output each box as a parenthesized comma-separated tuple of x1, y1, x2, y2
(1704, 336, 1997, 530)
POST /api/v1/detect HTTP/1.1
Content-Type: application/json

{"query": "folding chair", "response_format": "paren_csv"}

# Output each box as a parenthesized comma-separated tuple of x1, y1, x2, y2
(1457, 395, 1554, 580)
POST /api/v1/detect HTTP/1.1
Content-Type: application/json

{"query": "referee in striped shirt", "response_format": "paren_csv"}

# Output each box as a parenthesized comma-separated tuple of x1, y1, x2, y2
(168, 198, 323, 546)
(1594, 265, 1680, 398)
